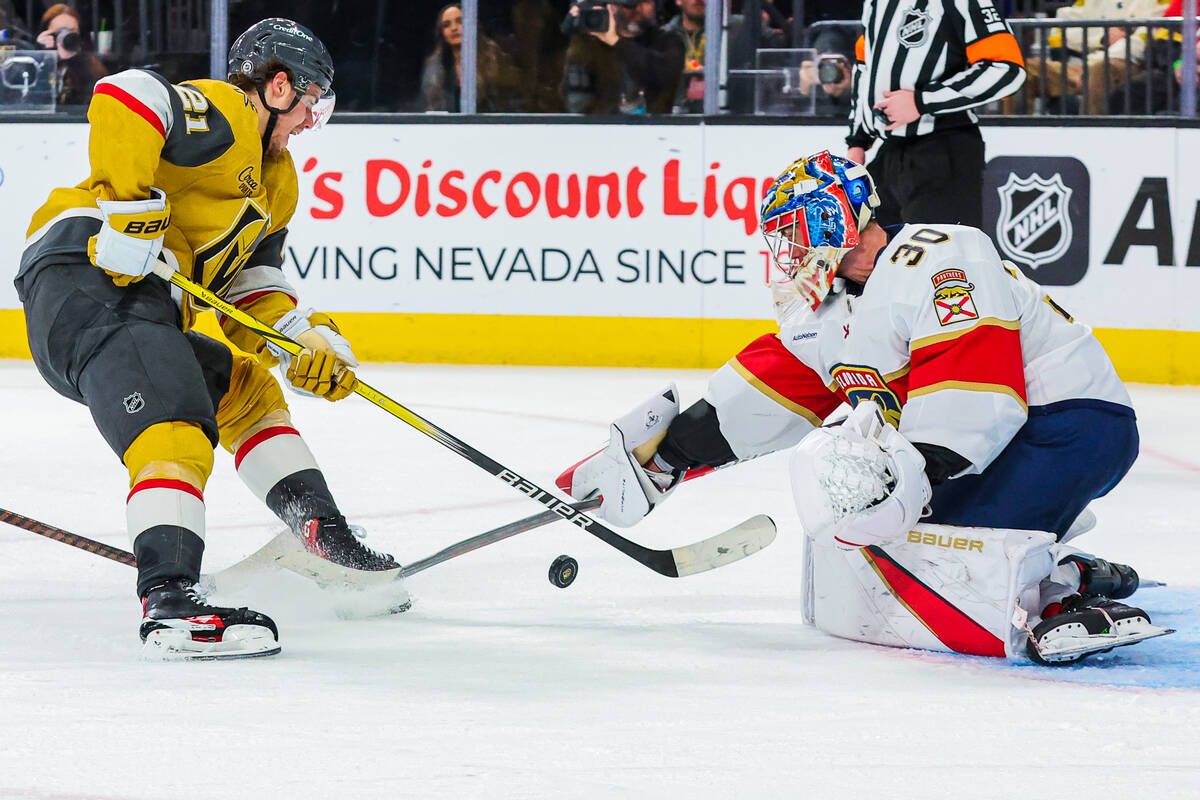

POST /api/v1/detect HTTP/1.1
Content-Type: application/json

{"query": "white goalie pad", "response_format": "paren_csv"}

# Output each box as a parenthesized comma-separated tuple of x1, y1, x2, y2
(802, 523, 1057, 659)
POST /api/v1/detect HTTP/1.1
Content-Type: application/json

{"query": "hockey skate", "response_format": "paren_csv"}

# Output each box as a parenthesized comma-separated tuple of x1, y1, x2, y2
(299, 514, 399, 571)
(295, 516, 410, 614)
(1061, 554, 1140, 600)
(140, 578, 281, 660)
(1026, 595, 1175, 666)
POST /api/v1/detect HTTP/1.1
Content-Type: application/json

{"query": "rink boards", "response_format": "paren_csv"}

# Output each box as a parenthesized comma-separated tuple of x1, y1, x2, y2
(1, 120, 1198, 383)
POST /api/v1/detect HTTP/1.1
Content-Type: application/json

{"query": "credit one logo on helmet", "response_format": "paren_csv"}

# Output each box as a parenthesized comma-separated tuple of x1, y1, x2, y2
(983, 156, 1090, 286)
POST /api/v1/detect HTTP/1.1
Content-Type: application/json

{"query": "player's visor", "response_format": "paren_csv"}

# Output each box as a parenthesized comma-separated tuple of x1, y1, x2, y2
(311, 90, 335, 130)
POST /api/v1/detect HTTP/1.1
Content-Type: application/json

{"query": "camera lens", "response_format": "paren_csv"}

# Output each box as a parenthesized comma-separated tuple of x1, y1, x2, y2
(583, 6, 609, 32)
(56, 29, 81, 54)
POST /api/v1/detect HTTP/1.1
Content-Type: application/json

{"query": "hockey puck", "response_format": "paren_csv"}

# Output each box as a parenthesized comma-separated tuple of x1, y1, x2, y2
(548, 555, 578, 588)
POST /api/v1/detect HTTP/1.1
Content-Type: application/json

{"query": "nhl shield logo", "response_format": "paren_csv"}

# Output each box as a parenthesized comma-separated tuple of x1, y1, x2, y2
(123, 392, 145, 414)
(996, 172, 1073, 271)
(897, 7, 932, 48)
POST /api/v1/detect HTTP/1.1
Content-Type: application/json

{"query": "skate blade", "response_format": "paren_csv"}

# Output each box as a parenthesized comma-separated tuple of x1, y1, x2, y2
(142, 625, 281, 661)
(1037, 623, 1176, 662)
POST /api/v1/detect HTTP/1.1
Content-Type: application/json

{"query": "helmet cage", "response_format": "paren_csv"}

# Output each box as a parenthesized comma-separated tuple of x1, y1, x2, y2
(759, 150, 879, 312)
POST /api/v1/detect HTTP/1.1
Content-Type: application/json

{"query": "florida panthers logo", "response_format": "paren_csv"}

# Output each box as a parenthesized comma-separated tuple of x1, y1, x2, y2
(830, 365, 904, 427)
(931, 269, 979, 326)
(996, 172, 1074, 270)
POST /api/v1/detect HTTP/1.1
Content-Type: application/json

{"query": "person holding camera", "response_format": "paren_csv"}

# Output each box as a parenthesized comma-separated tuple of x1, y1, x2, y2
(36, 3, 106, 106)
(561, 0, 684, 114)
(798, 25, 856, 117)
(847, 0, 1025, 228)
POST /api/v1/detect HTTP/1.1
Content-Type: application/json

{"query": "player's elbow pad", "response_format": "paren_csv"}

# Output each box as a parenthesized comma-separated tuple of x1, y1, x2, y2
(88, 188, 170, 282)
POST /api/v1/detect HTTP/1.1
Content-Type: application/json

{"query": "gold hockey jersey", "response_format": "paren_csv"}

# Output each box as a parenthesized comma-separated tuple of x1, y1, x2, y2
(19, 69, 303, 353)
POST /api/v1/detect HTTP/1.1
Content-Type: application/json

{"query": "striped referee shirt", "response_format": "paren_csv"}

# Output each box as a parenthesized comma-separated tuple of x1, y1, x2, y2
(848, 0, 1026, 146)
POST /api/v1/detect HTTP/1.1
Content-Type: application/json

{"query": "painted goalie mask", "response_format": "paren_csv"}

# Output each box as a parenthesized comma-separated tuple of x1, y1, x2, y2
(759, 150, 880, 318)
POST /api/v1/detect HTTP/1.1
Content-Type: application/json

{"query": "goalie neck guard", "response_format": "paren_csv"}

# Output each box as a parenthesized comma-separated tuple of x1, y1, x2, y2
(760, 150, 879, 312)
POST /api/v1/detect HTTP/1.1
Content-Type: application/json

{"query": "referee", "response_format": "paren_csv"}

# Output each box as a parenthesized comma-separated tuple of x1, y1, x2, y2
(847, 0, 1026, 227)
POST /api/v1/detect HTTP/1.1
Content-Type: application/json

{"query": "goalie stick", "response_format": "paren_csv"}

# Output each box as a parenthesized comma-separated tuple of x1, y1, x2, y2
(201, 497, 775, 596)
(154, 263, 777, 579)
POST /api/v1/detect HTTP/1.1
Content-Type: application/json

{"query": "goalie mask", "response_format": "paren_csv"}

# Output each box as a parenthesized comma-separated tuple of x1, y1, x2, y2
(760, 151, 879, 316)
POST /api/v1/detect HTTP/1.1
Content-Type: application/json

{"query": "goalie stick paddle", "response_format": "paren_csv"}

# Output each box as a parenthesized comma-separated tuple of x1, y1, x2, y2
(155, 264, 777, 579)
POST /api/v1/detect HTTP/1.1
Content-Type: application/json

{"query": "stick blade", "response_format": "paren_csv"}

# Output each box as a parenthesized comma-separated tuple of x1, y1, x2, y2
(200, 532, 404, 594)
(670, 514, 777, 577)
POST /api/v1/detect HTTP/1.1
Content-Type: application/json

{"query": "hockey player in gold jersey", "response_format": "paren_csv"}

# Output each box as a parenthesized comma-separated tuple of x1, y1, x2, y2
(16, 19, 397, 659)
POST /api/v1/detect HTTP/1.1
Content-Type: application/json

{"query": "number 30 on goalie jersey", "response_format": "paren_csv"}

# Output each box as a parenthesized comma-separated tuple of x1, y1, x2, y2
(834, 223, 1129, 477)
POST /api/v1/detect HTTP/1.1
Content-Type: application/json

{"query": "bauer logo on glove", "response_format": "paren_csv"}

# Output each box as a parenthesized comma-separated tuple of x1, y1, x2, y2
(87, 187, 171, 286)
(267, 308, 360, 402)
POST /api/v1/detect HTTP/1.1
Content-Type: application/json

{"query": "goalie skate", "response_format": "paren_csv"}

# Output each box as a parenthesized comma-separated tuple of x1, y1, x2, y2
(140, 579, 281, 660)
(1026, 596, 1174, 666)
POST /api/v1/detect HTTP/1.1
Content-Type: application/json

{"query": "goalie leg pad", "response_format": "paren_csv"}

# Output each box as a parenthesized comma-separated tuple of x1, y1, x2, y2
(803, 523, 1057, 659)
(557, 385, 681, 527)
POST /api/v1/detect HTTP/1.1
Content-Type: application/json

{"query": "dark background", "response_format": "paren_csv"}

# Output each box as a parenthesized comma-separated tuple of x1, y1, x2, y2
(2, 0, 861, 111)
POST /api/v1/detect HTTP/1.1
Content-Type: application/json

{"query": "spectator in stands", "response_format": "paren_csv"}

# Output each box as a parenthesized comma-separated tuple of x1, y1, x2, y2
(561, 1, 684, 114)
(664, 0, 706, 112)
(420, 3, 520, 112)
(1008, 0, 1169, 114)
(1108, 22, 1200, 113)
(35, 3, 106, 105)
(509, 0, 568, 112)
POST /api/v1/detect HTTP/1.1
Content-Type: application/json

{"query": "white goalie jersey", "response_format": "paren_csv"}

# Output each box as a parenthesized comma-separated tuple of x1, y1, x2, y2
(781, 223, 1132, 474)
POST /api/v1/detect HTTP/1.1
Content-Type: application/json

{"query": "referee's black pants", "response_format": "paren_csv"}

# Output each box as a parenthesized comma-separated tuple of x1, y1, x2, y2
(867, 126, 985, 229)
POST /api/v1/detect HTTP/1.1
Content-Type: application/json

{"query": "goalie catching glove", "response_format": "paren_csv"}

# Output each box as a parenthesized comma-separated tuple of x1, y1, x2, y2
(790, 400, 931, 549)
(267, 308, 359, 401)
(87, 188, 170, 286)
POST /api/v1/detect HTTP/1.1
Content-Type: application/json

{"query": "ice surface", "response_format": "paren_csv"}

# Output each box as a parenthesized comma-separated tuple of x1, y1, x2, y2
(0, 362, 1196, 799)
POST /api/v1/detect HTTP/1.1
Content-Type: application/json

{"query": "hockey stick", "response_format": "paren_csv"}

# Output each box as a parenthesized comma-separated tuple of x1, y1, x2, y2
(0, 505, 324, 590)
(0, 507, 137, 566)
(399, 496, 603, 578)
(200, 497, 607, 596)
(153, 264, 775, 578)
